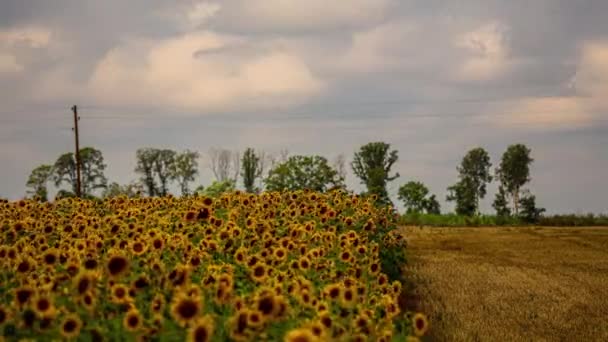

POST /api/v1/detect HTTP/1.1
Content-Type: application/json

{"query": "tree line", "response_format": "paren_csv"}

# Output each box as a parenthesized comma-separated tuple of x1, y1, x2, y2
(24, 142, 543, 220)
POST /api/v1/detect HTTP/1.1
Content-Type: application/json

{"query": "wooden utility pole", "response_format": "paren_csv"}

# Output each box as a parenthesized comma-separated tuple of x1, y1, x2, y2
(72, 105, 82, 198)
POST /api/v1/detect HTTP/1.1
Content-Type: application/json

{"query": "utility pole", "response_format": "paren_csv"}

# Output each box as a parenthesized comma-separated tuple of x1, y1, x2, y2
(72, 105, 82, 198)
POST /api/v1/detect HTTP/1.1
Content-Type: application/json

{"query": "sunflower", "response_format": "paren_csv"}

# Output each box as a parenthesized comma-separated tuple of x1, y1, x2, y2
(323, 284, 341, 302)
(83, 258, 99, 270)
(368, 262, 380, 275)
(15, 256, 34, 274)
(42, 248, 59, 267)
(106, 253, 130, 278)
(0, 305, 8, 326)
(123, 308, 143, 332)
(170, 293, 202, 327)
(74, 271, 95, 296)
(130, 241, 147, 256)
(150, 293, 166, 315)
(14, 285, 34, 308)
(79, 292, 97, 312)
(151, 237, 165, 251)
(110, 284, 133, 305)
(340, 287, 356, 308)
(60, 314, 82, 339)
(298, 256, 311, 271)
(31, 293, 56, 319)
(255, 293, 277, 319)
(186, 315, 214, 342)
(250, 264, 267, 283)
(412, 313, 429, 337)
(284, 328, 319, 342)
(246, 310, 263, 329)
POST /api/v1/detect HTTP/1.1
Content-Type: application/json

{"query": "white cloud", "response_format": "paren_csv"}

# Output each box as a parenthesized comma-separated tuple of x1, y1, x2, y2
(454, 21, 511, 81)
(0, 53, 23, 73)
(0, 26, 51, 48)
(87, 31, 324, 112)
(188, 2, 221, 28)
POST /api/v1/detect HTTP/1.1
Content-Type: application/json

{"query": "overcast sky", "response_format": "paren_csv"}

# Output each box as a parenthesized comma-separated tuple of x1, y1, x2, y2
(1, 0, 607, 214)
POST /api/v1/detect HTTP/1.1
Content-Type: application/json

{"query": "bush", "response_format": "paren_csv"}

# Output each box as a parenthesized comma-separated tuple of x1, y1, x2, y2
(400, 212, 608, 227)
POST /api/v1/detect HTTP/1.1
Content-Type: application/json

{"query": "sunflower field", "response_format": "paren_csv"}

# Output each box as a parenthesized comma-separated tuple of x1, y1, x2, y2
(0, 190, 427, 341)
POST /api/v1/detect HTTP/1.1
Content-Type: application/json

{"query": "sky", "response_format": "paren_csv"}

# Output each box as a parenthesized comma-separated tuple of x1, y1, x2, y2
(0, 0, 607, 214)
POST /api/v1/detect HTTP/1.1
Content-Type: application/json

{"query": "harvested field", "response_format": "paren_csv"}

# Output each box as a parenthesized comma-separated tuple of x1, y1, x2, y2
(402, 226, 608, 342)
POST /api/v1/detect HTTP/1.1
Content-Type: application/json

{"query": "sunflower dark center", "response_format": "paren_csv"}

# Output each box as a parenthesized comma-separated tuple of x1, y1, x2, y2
(177, 300, 199, 319)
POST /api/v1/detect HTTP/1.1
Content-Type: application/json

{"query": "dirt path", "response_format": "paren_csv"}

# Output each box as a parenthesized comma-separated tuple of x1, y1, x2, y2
(402, 226, 608, 342)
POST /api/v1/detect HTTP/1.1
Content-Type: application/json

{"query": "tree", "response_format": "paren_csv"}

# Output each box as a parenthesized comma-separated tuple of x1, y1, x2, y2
(448, 147, 492, 214)
(351, 142, 399, 206)
(135, 148, 158, 196)
(53, 153, 77, 194)
(425, 194, 441, 215)
(202, 180, 235, 198)
(518, 190, 545, 223)
(496, 144, 533, 215)
(264, 155, 345, 192)
(397, 181, 441, 215)
(241, 148, 265, 193)
(79, 147, 108, 196)
(171, 150, 199, 196)
(154, 149, 176, 196)
(135, 148, 177, 197)
(102, 181, 143, 198)
(493, 185, 511, 217)
(446, 179, 477, 216)
(26, 164, 53, 201)
(209, 148, 240, 183)
(333, 154, 347, 182)
(53, 147, 107, 197)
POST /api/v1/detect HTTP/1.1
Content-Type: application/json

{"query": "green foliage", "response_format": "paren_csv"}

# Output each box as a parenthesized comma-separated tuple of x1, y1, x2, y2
(200, 180, 235, 198)
(102, 182, 143, 198)
(397, 181, 441, 214)
(538, 213, 608, 226)
(496, 144, 533, 215)
(25, 164, 53, 201)
(493, 185, 511, 217)
(446, 179, 477, 216)
(170, 150, 199, 196)
(264, 155, 344, 192)
(135, 148, 158, 196)
(241, 148, 264, 193)
(400, 212, 523, 227)
(53, 147, 108, 197)
(446, 147, 492, 216)
(135, 148, 177, 196)
(518, 191, 545, 223)
(154, 149, 177, 196)
(351, 142, 399, 206)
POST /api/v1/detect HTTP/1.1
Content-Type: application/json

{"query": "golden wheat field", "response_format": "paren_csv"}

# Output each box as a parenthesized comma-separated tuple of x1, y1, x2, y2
(402, 226, 608, 342)
(0, 191, 426, 341)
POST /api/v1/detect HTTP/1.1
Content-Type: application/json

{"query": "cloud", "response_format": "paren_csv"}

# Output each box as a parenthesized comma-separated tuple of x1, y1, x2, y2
(454, 21, 511, 81)
(87, 31, 324, 112)
(207, 0, 393, 33)
(487, 40, 608, 129)
(0, 53, 22, 73)
(0, 26, 53, 74)
(0, 26, 51, 48)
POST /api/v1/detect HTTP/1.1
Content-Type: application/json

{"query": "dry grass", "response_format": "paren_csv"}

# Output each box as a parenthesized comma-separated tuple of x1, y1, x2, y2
(402, 226, 608, 342)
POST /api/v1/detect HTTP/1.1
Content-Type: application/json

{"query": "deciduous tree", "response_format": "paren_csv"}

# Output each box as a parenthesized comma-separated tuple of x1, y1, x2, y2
(26, 164, 53, 201)
(496, 144, 533, 215)
(265, 155, 344, 192)
(351, 142, 399, 206)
